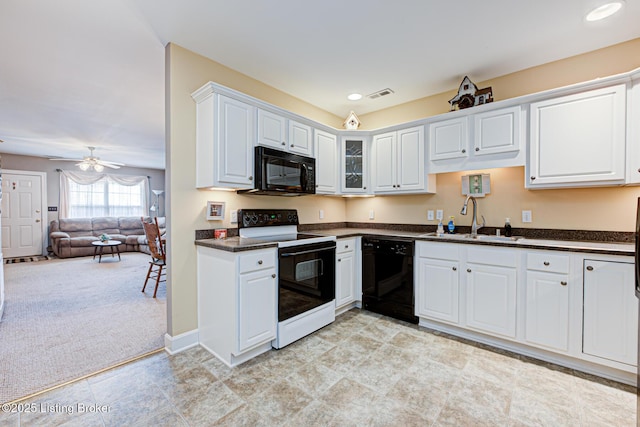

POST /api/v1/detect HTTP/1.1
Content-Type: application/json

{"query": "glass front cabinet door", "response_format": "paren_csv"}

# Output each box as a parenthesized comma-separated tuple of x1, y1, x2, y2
(341, 135, 369, 194)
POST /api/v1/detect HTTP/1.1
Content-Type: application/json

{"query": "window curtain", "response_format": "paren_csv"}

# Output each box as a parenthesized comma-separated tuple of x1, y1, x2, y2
(59, 170, 150, 219)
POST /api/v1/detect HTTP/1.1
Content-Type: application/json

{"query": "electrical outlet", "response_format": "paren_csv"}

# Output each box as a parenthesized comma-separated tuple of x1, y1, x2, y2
(369, 210, 375, 220)
(319, 209, 324, 219)
(230, 210, 238, 224)
(522, 210, 532, 223)
(427, 210, 434, 221)
(436, 209, 444, 220)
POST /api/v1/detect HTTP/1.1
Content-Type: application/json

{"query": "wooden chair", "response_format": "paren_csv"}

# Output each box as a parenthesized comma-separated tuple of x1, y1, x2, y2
(141, 217, 166, 298)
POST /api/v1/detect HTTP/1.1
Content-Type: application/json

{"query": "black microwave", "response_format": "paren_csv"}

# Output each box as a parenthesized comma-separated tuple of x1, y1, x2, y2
(238, 146, 316, 196)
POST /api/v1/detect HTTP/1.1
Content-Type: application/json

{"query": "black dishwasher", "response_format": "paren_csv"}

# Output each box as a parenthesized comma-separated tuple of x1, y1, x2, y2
(362, 237, 418, 324)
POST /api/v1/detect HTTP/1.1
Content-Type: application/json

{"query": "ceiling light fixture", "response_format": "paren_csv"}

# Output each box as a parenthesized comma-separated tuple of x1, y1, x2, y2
(586, 1, 624, 21)
(347, 93, 362, 101)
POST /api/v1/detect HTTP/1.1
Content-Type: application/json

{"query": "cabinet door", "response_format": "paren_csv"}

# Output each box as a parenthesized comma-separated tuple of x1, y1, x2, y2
(315, 130, 337, 194)
(289, 120, 313, 156)
(466, 263, 517, 338)
(397, 126, 425, 191)
(217, 95, 255, 186)
(257, 109, 287, 150)
(583, 260, 637, 366)
(372, 132, 396, 192)
(528, 84, 626, 187)
(473, 106, 520, 156)
(237, 269, 277, 353)
(342, 137, 368, 193)
(525, 270, 569, 352)
(336, 251, 356, 308)
(428, 117, 468, 161)
(627, 82, 640, 184)
(417, 257, 459, 324)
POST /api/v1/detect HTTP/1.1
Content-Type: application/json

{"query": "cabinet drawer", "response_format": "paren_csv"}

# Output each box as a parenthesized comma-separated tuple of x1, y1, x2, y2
(337, 238, 356, 254)
(527, 252, 569, 274)
(467, 246, 517, 267)
(417, 242, 460, 260)
(239, 250, 276, 274)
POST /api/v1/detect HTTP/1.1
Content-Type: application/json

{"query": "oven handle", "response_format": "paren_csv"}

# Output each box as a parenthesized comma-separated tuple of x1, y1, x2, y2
(280, 246, 335, 257)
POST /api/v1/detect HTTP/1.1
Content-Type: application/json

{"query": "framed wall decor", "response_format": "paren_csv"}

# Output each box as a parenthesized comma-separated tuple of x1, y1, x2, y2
(206, 201, 225, 220)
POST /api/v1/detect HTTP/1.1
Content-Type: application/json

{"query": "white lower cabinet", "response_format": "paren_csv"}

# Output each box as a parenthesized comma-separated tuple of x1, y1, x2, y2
(335, 238, 360, 310)
(583, 259, 637, 366)
(416, 257, 459, 324)
(416, 241, 636, 384)
(524, 251, 570, 352)
(197, 246, 277, 366)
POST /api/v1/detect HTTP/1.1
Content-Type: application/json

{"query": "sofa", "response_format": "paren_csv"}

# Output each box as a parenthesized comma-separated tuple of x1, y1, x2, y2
(49, 216, 166, 259)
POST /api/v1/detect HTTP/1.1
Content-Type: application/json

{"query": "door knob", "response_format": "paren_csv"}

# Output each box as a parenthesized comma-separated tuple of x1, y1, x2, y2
(475, 147, 480, 152)
(586, 265, 594, 271)
(461, 149, 466, 153)
(272, 274, 276, 278)
(452, 267, 457, 271)
(35, 219, 41, 223)
(258, 260, 263, 265)
(467, 268, 471, 273)
(560, 281, 567, 286)
(530, 176, 536, 181)
(543, 261, 550, 266)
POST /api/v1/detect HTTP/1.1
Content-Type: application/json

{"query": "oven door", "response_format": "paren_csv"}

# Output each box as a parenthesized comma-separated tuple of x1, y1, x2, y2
(278, 240, 335, 322)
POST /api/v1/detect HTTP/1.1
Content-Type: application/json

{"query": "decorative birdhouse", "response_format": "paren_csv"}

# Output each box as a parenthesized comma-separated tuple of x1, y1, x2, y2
(448, 76, 493, 111)
(343, 111, 361, 130)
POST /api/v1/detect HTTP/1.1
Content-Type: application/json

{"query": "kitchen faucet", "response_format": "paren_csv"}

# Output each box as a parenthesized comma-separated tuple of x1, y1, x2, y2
(460, 194, 485, 237)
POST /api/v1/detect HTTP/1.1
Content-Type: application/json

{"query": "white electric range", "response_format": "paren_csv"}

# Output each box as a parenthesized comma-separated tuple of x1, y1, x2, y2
(238, 209, 336, 348)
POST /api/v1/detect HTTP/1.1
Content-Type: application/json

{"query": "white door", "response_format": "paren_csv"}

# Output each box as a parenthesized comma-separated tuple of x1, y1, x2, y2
(372, 132, 396, 192)
(525, 270, 569, 352)
(257, 109, 287, 150)
(583, 260, 637, 366)
(417, 257, 459, 324)
(428, 117, 468, 161)
(2, 172, 44, 258)
(336, 251, 355, 308)
(315, 130, 337, 194)
(473, 106, 521, 156)
(466, 263, 517, 338)
(237, 269, 277, 353)
(288, 120, 313, 156)
(217, 95, 255, 186)
(397, 126, 425, 191)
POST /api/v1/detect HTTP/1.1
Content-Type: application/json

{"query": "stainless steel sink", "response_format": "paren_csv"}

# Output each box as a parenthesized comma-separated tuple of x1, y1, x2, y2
(418, 233, 521, 242)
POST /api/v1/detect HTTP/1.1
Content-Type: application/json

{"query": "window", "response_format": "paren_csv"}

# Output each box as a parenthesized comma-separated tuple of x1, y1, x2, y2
(60, 171, 149, 219)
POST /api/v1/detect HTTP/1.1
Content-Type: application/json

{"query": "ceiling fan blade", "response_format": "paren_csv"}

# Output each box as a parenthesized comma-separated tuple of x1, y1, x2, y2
(97, 160, 125, 167)
(100, 163, 121, 169)
(49, 158, 84, 162)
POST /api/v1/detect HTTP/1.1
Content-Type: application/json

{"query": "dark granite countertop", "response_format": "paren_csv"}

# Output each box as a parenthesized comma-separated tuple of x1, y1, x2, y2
(196, 227, 634, 256)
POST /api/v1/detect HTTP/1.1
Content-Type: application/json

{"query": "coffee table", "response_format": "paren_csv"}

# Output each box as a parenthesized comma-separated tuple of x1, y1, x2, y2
(92, 240, 122, 263)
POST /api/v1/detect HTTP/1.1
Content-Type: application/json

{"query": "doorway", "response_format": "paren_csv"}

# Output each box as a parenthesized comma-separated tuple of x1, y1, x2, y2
(1, 169, 47, 258)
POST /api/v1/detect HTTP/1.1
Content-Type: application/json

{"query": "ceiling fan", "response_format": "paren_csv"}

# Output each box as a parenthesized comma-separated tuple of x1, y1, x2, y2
(51, 146, 125, 172)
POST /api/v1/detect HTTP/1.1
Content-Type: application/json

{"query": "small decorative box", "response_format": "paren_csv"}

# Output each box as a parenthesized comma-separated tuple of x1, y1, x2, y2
(214, 229, 227, 240)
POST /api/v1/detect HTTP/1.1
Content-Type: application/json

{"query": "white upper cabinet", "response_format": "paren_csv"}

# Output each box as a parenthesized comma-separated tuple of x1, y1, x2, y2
(528, 84, 626, 188)
(627, 80, 640, 184)
(257, 109, 313, 157)
(428, 105, 524, 173)
(193, 91, 255, 189)
(473, 106, 521, 156)
(341, 136, 369, 194)
(372, 126, 433, 194)
(429, 117, 468, 161)
(315, 130, 338, 194)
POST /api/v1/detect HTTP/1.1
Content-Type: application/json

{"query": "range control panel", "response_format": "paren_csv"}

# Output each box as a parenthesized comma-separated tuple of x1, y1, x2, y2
(238, 209, 299, 229)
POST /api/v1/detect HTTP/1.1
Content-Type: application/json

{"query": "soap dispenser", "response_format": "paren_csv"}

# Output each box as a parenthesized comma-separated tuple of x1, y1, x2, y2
(437, 220, 444, 236)
(447, 216, 455, 234)
(504, 218, 512, 237)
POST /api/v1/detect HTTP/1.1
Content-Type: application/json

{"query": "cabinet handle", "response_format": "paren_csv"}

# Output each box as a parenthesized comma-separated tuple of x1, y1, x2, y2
(363, 186, 367, 190)
(461, 149, 466, 154)
(543, 261, 550, 266)
(452, 266, 457, 271)
(560, 281, 567, 286)
(258, 260, 263, 265)
(475, 147, 480, 152)
(586, 265, 594, 271)
(467, 268, 471, 273)
(345, 245, 349, 249)
(249, 176, 253, 181)
(291, 144, 295, 147)
(530, 176, 536, 181)
(637, 168, 640, 173)
(338, 258, 341, 262)
(35, 219, 41, 223)
(282, 142, 286, 146)
(272, 274, 276, 278)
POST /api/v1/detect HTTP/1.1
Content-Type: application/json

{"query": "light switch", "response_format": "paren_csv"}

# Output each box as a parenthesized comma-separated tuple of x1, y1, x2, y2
(427, 210, 434, 221)
(522, 210, 532, 223)
(369, 210, 375, 220)
(230, 210, 238, 223)
(436, 210, 443, 220)
(319, 209, 324, 219)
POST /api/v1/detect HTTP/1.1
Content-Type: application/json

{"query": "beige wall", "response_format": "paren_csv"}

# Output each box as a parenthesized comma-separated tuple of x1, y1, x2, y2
(168, 39, 640, 338)
(166, 44, 346, 336)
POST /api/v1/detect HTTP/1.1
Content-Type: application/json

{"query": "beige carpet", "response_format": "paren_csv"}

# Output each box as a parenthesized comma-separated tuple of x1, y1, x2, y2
(0, 252, 166, 403)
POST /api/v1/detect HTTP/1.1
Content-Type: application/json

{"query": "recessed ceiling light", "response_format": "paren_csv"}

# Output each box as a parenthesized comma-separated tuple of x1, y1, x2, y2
(586, 1, 624, 21)
(347, 93, 362, 101)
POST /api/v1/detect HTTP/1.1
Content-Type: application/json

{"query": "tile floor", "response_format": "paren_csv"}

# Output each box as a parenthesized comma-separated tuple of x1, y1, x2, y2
(0, 309, 636, 426)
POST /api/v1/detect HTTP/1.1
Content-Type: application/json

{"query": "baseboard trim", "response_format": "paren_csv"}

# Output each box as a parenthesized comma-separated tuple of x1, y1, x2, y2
(164, 329, 199, 355)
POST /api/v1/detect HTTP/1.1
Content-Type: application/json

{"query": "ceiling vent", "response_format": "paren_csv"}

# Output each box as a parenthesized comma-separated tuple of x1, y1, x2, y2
(367, 88, 394, 99)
